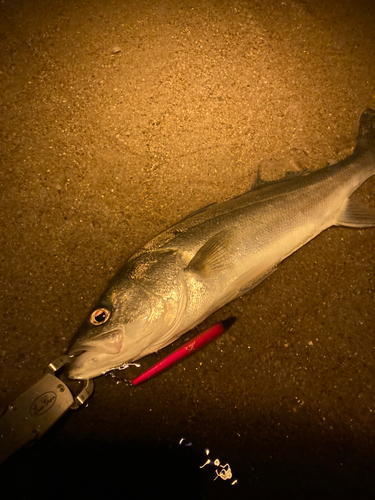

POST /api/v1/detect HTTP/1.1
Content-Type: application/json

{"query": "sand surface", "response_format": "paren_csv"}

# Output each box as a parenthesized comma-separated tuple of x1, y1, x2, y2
(1, 0, 374, 498)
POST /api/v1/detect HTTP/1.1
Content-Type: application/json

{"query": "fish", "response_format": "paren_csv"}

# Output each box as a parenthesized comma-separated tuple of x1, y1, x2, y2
(68, 109, 375, 379)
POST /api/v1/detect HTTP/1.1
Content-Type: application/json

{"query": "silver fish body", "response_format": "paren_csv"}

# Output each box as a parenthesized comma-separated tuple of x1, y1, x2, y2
(68, 109, 375, 379)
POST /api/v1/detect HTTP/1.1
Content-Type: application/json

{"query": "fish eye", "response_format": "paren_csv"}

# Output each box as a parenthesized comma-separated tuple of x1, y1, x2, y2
(90, 308, 111, 326)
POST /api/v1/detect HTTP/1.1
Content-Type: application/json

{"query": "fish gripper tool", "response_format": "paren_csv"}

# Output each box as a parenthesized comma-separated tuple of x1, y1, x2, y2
(0, 355, 94, 463)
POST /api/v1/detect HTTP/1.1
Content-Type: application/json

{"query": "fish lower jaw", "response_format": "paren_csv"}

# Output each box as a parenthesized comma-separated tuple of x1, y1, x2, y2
(68, 350, 123, 379)
(68, 340, 139, 380)
(68, 342, 124, 380)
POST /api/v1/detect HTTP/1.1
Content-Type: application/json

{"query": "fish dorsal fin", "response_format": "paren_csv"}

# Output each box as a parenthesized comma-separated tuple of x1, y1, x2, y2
(186, 230, 234, 278)
(178, 202, 217, 222)
(336, 197, 375, 227)
(250, 168, 265, 190)
(249, 167, 311, 193)
(355, 108, 375, 151)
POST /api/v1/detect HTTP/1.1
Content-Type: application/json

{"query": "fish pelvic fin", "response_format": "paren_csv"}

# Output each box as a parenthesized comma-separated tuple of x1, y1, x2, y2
(336, 197, 375, 228)
(355, 108, 375, 152)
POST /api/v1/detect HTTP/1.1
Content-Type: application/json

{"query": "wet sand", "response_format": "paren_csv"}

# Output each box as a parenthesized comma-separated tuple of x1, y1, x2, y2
(1, 0, 375, 498)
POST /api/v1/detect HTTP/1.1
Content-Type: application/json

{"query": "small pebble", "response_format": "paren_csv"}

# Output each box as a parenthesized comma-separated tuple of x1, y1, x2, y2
(112, 46, 121, 54)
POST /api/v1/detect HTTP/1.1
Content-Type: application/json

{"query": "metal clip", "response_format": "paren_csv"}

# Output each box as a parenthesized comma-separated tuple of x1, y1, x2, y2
(0, 355, 94, 464)
(44, 355, 94, 410)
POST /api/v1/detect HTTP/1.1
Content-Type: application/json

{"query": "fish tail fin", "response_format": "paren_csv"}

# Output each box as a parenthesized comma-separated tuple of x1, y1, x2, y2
(355, 108, 375, 151)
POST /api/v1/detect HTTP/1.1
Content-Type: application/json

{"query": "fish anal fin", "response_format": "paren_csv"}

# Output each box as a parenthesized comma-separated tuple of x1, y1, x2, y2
(336, 197, 375, 228)
(186, 230, 234, 278)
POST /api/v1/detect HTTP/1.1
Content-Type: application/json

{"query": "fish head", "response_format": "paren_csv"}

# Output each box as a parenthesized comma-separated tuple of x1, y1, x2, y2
(68, 252, 187, 379)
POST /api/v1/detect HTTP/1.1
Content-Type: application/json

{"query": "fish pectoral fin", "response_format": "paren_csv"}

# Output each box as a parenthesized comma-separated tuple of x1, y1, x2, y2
(335, 197, 375, 228)
(186, 229, 235, 278)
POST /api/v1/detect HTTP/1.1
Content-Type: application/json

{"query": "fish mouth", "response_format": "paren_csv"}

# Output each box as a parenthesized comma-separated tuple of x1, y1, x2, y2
(68, 327, 124, 379)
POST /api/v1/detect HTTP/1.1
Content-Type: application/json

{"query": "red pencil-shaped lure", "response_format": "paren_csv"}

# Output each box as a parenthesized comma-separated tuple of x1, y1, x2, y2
(132, 317, 236, 386)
